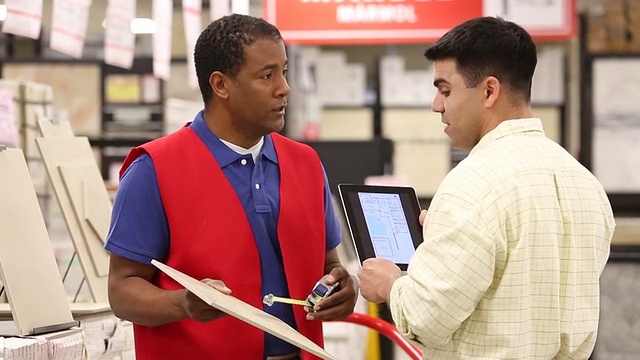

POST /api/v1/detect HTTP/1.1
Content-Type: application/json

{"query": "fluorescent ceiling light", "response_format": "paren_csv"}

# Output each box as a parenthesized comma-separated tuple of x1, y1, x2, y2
(130, 18, 157, 34)
(0, 5, 7, 22)
(102, 17, 157, 34)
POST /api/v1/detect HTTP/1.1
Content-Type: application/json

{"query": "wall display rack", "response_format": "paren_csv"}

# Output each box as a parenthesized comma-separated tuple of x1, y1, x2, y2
(579, 16, 640, 218)
(578, 16, 640, 259)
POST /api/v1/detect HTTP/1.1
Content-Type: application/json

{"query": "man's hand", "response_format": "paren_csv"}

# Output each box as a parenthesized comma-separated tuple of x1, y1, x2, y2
(182, 279, 232, 322)
(306, 266, 358, 321)
(358, 258, 402, 304)
(419, 209, 427, 226)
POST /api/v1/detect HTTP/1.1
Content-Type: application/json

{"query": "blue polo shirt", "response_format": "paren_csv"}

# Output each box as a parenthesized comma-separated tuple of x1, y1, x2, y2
(105, 111, 342, 357)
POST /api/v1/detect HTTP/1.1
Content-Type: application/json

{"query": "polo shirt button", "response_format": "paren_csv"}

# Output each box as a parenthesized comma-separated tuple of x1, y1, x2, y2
(241, 159, 247, 165)
(255, 183, 260, 190)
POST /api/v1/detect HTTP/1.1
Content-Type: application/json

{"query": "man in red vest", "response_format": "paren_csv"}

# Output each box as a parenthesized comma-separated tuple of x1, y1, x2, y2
(105, 14, 358, 360)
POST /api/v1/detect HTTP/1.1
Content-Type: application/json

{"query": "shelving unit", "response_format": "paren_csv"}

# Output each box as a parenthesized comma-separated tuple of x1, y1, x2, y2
(579, 17, 640, 218)
(313, 44, 568, 206)
(576, 15, 640, 264)
(98, 58, 164, 182)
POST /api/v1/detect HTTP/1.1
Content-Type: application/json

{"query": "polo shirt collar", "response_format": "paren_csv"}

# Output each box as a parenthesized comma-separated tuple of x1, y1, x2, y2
(189, 110, 278, 168)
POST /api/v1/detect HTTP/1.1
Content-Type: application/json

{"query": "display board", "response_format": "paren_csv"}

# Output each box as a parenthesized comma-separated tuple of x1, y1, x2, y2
(36, 135, 111, 303)
(0, 148, 76, 335)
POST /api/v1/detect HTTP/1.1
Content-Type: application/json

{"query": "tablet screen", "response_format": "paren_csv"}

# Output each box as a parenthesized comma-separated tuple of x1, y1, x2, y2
(338, 184, 423, 270)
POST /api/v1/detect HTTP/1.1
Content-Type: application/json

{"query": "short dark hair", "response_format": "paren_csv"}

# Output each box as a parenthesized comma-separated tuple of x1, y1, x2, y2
(424, 17, 537, 102)
(194, 14, 282, 105)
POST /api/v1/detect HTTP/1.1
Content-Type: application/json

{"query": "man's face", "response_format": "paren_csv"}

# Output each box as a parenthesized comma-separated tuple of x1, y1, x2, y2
(431, 59, 485, 150)
(226, 38, 289, 139)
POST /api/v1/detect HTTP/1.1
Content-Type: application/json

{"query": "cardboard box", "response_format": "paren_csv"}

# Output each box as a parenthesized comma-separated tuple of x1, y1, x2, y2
(628, 24, 640, 38)
(627, 8, 640, 20)
(607, 36, 629, 52)
(626, 0, 640, 13)
(0, 80, 54, 220)
(605, 12, 627, 24)
(628, 40, 640, 52)
(0, 80, 23, 148)
(604, 0, 626, 14)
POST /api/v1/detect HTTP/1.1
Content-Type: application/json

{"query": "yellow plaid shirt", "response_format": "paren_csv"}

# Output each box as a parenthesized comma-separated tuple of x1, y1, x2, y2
(390, 118, 615, 359)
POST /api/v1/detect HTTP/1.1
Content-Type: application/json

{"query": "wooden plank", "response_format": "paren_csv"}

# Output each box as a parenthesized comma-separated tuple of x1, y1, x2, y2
(152, 260, 336, 360)
(36, 137, 110, 302)
(0, 148, 74, 335)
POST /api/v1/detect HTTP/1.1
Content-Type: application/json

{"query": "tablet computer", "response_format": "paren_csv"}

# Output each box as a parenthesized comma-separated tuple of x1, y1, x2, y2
(338, 184, 422, 271)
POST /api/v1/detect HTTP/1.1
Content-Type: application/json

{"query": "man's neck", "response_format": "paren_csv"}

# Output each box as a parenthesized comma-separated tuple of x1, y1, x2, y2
(202, 107, 262, 149)
(482, 104, 534, 138)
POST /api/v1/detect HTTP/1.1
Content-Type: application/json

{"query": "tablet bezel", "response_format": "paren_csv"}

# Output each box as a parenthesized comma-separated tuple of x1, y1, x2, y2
(338, 184, 422, 271)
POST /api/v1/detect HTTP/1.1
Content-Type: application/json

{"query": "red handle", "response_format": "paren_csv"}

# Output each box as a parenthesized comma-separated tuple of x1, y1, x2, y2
(335, 312, 423, 360)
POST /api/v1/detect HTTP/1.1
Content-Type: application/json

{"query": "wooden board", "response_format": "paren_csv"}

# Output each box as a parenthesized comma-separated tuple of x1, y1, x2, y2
(0, 148, 74, 335)
(36, 136, 110, 302)
(151, 260, 336, 360)
(37, 118, 75, 138)
(58, 165, 110, 276)
(0, 302, 112, 320)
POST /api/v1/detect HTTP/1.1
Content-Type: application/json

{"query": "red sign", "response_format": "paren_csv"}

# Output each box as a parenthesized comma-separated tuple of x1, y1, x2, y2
(264, 0, 576, 44)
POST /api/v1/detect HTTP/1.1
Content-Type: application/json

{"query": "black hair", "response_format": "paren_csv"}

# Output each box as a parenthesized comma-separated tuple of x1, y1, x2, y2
(424, 16, 537, 102)
(194, 14, 283, 106)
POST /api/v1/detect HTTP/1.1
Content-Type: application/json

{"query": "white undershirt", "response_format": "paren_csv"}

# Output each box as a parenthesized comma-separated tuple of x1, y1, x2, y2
(219, 136, 264, 162)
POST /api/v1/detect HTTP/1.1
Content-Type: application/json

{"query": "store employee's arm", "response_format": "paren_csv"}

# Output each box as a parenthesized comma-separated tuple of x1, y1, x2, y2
(305, 170, 359, 321)
(106, 156, 230, 327)
(108, 255, 231, 326)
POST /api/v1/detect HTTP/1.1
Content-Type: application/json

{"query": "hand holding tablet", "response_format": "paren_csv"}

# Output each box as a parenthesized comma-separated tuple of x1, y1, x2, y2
(338, 184, 423, 271)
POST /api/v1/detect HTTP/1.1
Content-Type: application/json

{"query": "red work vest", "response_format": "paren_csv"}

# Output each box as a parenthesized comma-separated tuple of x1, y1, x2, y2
(120, 127, 326, 360)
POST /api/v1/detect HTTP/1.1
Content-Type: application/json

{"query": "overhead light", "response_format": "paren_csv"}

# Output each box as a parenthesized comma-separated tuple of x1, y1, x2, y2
(0, 5, 7, 22)
(130, 18, 157, 34)
(101, 17, 157, 35)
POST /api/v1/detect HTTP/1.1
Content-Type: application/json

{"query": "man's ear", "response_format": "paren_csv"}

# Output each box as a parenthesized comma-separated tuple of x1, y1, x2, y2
(483, 76, 500, 108)
(210, 71, 229, 99)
